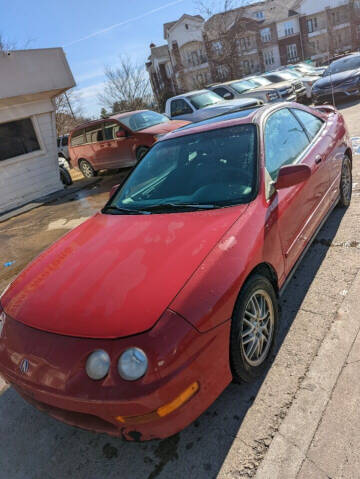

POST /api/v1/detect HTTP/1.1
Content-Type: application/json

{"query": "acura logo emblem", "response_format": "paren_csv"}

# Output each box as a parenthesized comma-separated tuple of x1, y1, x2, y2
(19, 359, 29, 374)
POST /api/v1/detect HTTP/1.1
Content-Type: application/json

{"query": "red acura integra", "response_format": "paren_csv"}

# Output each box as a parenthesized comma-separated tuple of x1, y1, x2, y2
(0, 103, 352, 441)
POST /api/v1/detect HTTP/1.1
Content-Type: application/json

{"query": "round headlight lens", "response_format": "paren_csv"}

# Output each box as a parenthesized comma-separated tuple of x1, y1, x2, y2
(118, 348, 148, 381)
(86, 350, 111, 380)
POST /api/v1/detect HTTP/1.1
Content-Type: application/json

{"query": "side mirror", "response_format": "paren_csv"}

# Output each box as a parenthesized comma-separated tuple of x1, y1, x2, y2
(109, 184, 120, 199)
(223, 92, 233, 100)
(116, 130, 126, 138)
(275, 164, 311, 190)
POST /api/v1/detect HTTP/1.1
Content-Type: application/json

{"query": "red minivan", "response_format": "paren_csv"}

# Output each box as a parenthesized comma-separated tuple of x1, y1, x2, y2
(68, 110, 188, 178)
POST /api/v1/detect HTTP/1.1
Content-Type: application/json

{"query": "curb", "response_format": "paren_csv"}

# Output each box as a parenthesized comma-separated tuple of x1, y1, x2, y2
(256, 268, 360, 478)
(0, 178, 101, 224)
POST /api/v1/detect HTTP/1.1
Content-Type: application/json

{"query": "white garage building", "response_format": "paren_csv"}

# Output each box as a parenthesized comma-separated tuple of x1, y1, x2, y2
(0, 48, 75, 214)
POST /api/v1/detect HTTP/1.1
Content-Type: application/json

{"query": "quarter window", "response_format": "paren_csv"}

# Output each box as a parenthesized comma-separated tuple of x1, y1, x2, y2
(85, 124, 104, 143)
(0, 118, 40, 161)
(71, 129, 85, 147)
(265, 108, 309, 181)
(291, 109, 324, 140)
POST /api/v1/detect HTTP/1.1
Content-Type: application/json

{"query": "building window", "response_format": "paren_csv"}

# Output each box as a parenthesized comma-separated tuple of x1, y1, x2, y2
(287, 43, 298, 61)
(261, 28, 271, 42)
(216, 64, 229, 80)
(212, 41, 223, 56)
(255, 11, 264, 19)
(307, 17, 318, 33)
(238, 37, 251, 52)
(284, 21, 295, 36)
(185, 24, 189, 30)
(0, 118, 41, 162)
(264, 49, 275, 65)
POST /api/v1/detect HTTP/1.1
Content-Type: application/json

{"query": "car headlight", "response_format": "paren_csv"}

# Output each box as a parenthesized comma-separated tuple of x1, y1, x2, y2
(118, 348, 148, 381)
(86, 350, 111, 380)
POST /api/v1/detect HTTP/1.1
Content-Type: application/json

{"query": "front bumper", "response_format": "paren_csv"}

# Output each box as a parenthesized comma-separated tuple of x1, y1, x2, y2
(313, 83, 360, 102)
(0, 312, 232, 441)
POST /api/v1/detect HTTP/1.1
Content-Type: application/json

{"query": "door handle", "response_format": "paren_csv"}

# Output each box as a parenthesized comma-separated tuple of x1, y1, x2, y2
(315, 155, 322, 165)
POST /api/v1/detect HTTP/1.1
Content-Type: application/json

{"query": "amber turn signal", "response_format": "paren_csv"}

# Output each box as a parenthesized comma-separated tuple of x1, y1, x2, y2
(116, 381, 199, 425)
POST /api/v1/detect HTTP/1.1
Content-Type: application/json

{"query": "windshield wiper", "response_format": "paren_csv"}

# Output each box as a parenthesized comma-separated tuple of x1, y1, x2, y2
(102, 205, 150, 215)
(142, 203, 218, 212)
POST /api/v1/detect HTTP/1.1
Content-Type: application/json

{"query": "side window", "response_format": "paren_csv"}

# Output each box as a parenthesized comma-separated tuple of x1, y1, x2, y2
(70, 129, 85, 147)
(213, 87, 234, 99)
(85, 124, 104, 144)
(62, 136, 69, 146)
(265, 108, 310, 181)
(291, 109, 324, 140)
(104, 122, 121, 140)
(171, 99, 193, 117)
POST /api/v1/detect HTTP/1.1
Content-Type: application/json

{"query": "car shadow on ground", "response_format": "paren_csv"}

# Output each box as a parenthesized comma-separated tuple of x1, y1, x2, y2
(0, 204, 348, 479)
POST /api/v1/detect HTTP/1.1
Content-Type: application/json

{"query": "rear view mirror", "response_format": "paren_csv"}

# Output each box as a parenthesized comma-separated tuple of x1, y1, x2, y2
(109, 184, 120, 199)
(116, 130, 126, 138)
(275, 164, 311, 190)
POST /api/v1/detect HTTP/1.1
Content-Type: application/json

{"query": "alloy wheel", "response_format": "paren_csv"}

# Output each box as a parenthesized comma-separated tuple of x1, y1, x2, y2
(240, 289, 275, 367)
(341, 159, 352, 205)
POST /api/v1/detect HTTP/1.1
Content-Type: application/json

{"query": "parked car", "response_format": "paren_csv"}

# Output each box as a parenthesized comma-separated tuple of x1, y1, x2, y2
(165, 90, 263, 121)
(207, 79, 281, 103)
(244, 75, 296, 102)
(279, 68, 321, 102)
(0, 102, 352, 441)
(57, 135, 70, 163)
(312, 53, 360, 104)
(68, 111, 189, 178)
(262, 71, 306, 102)
(287, 62, 326, 77)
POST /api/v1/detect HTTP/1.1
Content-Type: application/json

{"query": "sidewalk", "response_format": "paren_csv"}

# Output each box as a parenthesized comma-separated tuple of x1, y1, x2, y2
(257, 269, 360, 478)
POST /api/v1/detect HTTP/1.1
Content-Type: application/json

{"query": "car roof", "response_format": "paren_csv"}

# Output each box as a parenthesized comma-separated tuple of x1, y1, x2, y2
(158, 104, 272, 141)
(169, 90, 210, 100)
(110, 110, 148, 120)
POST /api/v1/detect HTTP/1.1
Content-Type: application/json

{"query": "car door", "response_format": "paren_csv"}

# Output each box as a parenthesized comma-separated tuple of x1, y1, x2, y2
(170, 99, 195, 121)
(264, 108, 330, 274)
(104, 120, 139, 168)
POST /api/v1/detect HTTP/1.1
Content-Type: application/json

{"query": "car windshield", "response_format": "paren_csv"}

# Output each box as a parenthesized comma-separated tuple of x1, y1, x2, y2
(324, 55, 360, 76)
(189, 91, 223, 109)
(231, 80, 256, 94)
(105, 124, 258, 213)
(119, 111, 169, 132)
(251, 77, 272, 86)
(284, 70, 302, 78)
(269, 72, 294, 82)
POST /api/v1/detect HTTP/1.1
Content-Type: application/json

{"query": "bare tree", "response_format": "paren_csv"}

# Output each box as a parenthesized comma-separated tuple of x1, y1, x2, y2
(98, 57, 153, 112)
(54, 89, 86, 136)
(196, 0, 264, 82)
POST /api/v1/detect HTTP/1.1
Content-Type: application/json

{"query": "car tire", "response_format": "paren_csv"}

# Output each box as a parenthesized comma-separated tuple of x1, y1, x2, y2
(338, 156, 352, 208)
(230, 274, 279, 383)
(79, 159, 97, 178)
(136, 147, 149, 162)
(59, 166, 73, 186)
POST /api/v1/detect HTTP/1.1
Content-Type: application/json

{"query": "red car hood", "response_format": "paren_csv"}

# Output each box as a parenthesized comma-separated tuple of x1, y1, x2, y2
(2, 207, 247, 339)
(140, 120, 189, 135)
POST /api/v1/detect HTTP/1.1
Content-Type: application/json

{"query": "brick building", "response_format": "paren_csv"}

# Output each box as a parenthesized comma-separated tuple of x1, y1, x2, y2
(146, 0, 360, 102)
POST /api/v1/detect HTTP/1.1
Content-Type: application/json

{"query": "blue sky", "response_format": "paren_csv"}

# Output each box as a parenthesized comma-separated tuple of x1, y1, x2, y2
(1, 0, 259, 117)
(1, 0, 202, 117)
